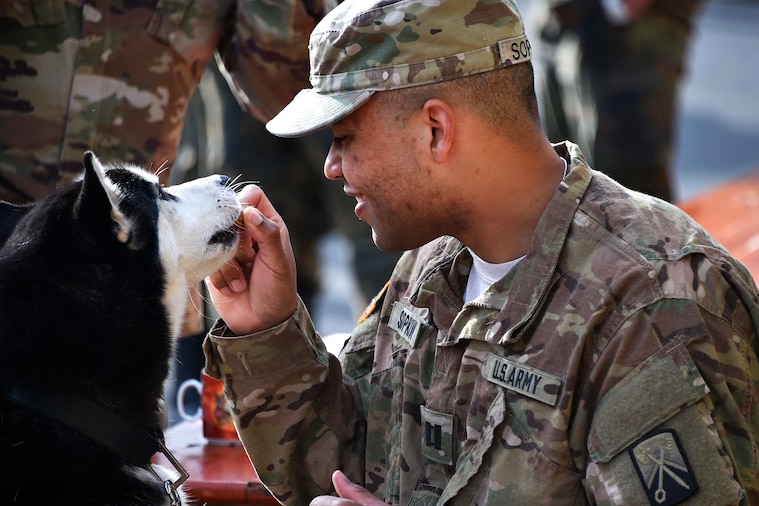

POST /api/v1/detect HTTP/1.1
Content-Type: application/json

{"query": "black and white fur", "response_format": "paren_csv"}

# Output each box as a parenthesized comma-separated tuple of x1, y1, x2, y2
(0, 152, 241, 504)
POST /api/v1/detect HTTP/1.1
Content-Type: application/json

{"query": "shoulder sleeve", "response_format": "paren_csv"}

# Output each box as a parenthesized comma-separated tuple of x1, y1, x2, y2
(218, 0, 339, 121)
(202, 296, 367, 504)
(582, 296, 758, 505)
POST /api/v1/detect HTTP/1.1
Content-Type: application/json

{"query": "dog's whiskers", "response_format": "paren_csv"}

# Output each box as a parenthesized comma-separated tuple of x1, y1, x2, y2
(220, 174, 242, 195)
(154, 160, 171, 179)
(186, 285, 210, 321)
(229, 180, 260, 193)
(227, 174, 243, 188)
(187, 283, 234, 324)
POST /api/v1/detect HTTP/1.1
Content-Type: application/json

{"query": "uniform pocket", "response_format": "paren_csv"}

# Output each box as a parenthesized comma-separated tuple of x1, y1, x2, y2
(145, 0, 231, 65)
(440, 389, 584, 505)
(489, 406, 584, 504)
(0, 0, 66, 27)
(145, 0, 190, 43)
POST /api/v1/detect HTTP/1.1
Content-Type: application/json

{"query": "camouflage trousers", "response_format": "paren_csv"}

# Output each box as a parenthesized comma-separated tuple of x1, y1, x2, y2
(532, 0, 703, 202)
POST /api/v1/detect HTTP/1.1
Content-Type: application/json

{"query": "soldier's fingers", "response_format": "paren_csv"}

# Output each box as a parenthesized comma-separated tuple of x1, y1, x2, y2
(237, 184, 281, 222)
(206, 253, 255, 296)
(208, 211, 257, 294)
(236, 185, 291, 261)
(309, 497, 361, 506)
(330, 471, 385, 505)
(232, 207, 259, 266)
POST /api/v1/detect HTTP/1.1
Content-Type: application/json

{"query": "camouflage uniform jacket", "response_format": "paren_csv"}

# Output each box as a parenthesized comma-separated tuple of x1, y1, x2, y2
(0, 0, 335, 203)
(204, 142, 759, 505)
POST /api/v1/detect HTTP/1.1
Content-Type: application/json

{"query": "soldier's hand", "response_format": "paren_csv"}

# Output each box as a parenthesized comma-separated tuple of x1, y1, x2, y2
(310, 471, 385, 505)
(206, 184, 298, 335)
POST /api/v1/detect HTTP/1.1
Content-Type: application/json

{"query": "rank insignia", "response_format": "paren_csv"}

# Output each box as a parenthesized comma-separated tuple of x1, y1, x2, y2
(629, 429, 698, 506)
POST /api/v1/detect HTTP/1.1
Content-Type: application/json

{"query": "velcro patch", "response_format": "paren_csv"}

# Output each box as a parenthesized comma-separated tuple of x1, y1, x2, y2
(483, 353, 562, 406)
(629, 429, 698, 506)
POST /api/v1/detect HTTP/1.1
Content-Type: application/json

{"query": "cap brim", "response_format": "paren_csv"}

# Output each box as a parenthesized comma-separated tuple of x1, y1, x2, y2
(266, 88, 374, 138)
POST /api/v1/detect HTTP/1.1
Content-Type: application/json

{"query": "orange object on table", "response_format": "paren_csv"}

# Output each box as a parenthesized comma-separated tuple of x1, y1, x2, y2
(153, 420, 278, 505)
(678, 169, 759, 281)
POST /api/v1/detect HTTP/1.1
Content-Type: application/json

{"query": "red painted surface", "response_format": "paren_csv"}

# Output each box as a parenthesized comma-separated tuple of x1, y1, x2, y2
(679, 170, 759, 281)
(153, 420, 278, 505)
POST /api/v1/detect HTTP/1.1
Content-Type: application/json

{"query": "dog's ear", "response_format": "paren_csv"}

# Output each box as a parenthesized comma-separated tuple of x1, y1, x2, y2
(0, 201, 30, 248)
(76, 151, 133, 245)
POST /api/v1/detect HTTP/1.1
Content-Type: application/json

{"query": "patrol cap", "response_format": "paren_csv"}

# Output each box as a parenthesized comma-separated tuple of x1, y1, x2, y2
(266, 0, 532, 138)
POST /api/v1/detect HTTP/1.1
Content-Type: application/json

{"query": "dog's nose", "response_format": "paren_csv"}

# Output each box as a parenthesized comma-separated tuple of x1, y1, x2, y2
(218, 175, 231, 186)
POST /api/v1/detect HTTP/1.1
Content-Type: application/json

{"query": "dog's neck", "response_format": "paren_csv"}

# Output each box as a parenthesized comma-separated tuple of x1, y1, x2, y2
(5, 383, 188, 501)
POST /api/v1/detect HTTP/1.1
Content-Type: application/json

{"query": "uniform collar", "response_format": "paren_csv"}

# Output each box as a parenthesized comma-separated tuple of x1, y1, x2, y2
(405, 142, 593, 345)
(492, 142, 592, 344)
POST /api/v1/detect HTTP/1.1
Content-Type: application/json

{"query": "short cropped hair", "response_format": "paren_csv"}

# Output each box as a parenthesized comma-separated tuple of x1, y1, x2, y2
(380, 62, 541, 134)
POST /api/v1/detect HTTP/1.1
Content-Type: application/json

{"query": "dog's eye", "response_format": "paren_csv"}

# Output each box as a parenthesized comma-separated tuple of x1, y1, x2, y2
(156, 185, 176, 202)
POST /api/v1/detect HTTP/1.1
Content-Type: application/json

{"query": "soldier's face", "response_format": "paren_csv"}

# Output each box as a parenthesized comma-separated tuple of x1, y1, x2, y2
(324, 94, 458, 252)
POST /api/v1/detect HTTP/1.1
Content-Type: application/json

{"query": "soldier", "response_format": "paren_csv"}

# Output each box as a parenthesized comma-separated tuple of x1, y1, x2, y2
(205, 0, 759, 504)
(0, 0, 338, 203)
(530, 0, 703, 202)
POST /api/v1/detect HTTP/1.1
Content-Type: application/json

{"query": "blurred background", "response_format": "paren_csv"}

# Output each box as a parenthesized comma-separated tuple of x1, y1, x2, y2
(668, 0, 759, 199)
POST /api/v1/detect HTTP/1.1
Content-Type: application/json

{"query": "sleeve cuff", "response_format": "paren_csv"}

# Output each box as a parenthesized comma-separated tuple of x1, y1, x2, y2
(203, 298, 322, 379)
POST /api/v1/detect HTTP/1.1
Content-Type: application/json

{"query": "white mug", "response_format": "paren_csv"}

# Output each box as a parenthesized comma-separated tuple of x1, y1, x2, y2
(176, 378, 203, 421)
(176, 370, 239, 444)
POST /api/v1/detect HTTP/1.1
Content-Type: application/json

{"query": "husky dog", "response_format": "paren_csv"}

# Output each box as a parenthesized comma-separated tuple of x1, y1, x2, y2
(0, 152, 241, 504)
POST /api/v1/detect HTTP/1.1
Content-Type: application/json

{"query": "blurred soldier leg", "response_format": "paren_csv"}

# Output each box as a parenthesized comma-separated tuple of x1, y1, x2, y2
(532, 0, 702, 202)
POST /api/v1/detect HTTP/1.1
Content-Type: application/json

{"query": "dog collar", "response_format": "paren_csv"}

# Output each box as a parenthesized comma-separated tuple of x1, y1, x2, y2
(5, 383, 188, 504)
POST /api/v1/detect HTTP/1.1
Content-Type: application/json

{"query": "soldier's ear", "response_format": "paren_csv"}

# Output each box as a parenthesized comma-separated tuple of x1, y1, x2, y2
(420, 99, 454, 163)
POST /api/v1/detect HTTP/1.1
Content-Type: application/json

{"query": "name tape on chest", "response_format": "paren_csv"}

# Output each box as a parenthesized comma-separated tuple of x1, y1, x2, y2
(388, 302, 425, 347)
(484, 353, 562, 406)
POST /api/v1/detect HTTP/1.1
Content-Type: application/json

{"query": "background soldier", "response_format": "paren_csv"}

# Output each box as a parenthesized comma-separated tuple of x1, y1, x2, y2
(529, 0, 703, 201)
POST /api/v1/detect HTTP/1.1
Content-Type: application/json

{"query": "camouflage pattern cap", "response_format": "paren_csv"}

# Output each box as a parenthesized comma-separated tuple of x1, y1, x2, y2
(266, 0, 532, 138)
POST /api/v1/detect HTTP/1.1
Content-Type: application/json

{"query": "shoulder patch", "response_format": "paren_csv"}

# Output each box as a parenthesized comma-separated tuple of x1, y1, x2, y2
(629, 429, 698, 506)
(358, 280, 390, 324)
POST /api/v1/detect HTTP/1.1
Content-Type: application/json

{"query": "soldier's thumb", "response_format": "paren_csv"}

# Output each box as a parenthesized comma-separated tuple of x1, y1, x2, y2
(332, 470, 384, 505)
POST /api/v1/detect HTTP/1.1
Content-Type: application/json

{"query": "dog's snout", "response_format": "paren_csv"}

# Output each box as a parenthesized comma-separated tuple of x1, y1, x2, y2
(218, 175, 231, 186)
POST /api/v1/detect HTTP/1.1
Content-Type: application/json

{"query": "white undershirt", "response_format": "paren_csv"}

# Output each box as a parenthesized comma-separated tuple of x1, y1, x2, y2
(464, 248, 525, 303)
